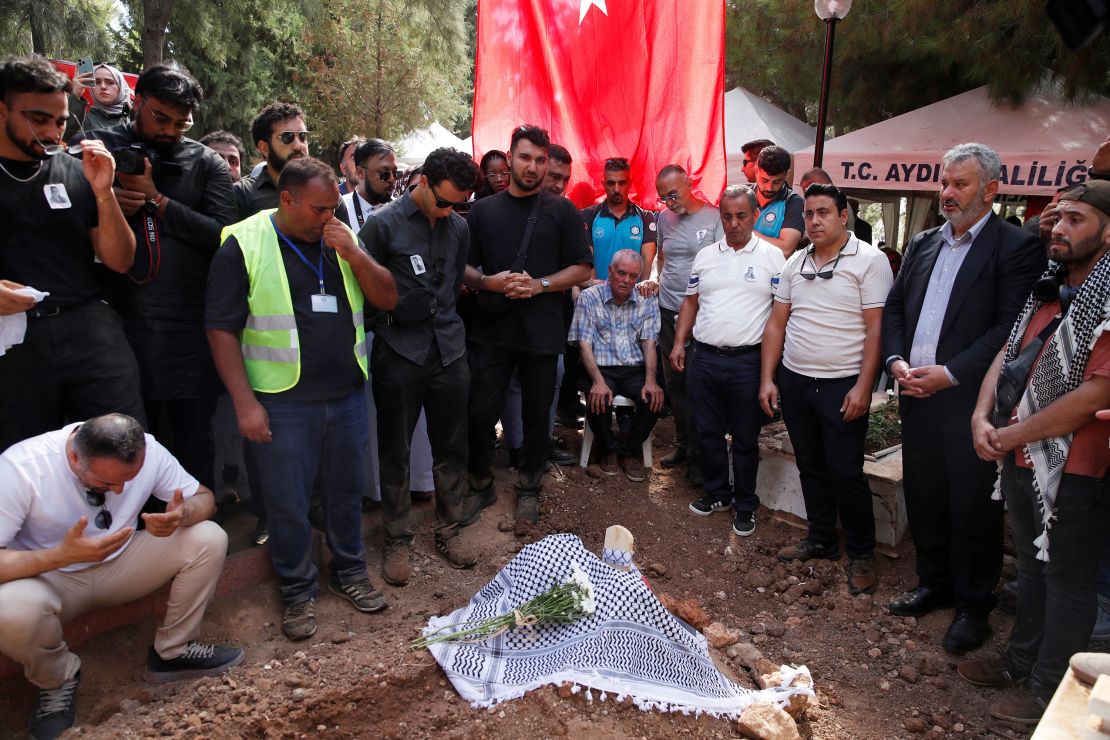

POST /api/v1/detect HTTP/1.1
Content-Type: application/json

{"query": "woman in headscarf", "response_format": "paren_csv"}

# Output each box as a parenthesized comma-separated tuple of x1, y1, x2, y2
(75, 63, 132, 131)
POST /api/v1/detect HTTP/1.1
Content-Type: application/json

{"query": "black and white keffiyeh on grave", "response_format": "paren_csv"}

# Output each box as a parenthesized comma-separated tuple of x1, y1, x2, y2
(420, 534, 813, 718)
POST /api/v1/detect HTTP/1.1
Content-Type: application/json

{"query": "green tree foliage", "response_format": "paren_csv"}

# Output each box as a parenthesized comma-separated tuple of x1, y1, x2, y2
(726, 0, 1110, 134)
(299, 0, 470, 149)
(0, 0, 116, 60)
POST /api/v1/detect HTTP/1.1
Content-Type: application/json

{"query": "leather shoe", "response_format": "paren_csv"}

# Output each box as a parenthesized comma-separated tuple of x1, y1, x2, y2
(888, 586, 955, 617)
(957, 652, 1027, 687)
(988, 690, 1045, 725)
(943, 610, 992, 655)
(660, 447, 688, 468)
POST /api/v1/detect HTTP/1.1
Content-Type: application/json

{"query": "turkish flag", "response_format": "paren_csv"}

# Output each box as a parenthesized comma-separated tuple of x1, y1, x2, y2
(472, 0, 726, 209)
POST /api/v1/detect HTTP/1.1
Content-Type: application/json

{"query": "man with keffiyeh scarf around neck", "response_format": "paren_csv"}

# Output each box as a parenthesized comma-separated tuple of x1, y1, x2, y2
(959, 180, 1110, 726)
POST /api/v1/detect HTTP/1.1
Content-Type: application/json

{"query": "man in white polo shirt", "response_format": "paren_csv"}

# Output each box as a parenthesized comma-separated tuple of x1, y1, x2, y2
(669, 185, 785, 537)
(0, 413, 242, 740)
(759, 183, 892, 595)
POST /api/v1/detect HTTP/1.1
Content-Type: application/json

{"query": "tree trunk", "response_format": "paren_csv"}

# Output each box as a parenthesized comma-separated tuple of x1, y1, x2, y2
(141, 0, 176, 68)
(28, 0, 45, 55)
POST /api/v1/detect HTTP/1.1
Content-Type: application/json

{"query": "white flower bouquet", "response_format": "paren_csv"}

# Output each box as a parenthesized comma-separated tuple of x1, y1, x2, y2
(412, 562, 596, 649)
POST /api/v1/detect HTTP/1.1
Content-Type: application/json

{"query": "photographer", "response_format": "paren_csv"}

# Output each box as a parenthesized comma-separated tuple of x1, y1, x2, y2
(358, 148, 480, 585)
(72, 64, 236, 491)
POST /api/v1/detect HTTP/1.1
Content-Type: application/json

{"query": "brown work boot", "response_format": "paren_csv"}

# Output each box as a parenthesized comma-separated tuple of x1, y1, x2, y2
(958, 652, 1028, 687)
(621, 455, 646, 482)
(846, 557, 877, 595)
(436, 531, 477, 569)
(988, 690, 1045, 725)
(382, 540, 412, 586)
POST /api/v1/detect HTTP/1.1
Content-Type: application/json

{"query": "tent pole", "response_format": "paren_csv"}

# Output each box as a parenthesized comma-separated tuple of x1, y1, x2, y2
(814, 18, 838, 168)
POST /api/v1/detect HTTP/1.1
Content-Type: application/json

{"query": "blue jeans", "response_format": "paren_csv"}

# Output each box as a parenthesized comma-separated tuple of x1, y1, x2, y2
(247, 389, 369, 604)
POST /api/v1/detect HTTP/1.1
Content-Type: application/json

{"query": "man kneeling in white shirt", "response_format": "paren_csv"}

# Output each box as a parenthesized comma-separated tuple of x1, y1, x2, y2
(0, 413, 242, 740)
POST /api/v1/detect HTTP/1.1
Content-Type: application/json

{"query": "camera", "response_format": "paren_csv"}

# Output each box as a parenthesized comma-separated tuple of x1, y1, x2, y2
(113, 144, 182, 177)
(113, 143, 155, 175)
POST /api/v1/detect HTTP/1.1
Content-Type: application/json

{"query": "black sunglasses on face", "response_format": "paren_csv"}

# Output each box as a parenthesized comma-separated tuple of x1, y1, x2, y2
(431, 183, 468, 209)
(799, 248, 843, 280)
(277, 131, 309, 145)
(85, 489, 113, 530)
(375, 168, 400, 182)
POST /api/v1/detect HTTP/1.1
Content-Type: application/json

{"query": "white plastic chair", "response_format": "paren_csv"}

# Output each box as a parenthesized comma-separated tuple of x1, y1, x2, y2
(577, 394, 653, 469)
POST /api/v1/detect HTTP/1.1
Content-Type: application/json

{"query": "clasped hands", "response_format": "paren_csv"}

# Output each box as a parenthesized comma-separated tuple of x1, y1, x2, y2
(484, 270, 543, 299)
(890, 360, 954, 398)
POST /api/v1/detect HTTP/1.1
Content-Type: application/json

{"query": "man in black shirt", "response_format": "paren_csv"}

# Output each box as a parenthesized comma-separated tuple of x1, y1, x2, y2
(359, 147, 479, 585)
(234, 102, 309, 219)
(206, 158, 396, 641)
(73, 65, 236, 492)
(463, 125, 592, 533)
(0, 55, 143, 450)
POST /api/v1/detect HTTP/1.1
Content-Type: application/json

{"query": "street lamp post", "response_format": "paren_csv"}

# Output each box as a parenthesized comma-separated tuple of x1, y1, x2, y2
(813, 0, 852, 168)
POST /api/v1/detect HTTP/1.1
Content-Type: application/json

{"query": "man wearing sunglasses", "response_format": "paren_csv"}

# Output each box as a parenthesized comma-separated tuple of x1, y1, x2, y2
(357, 147, 480, 585)
(235, 102, 310, 219)
(0, 413, 243, 740)
(759, 183, 893, 594)
(72, 64, 237, 508)
(337, 138, 398, 230)
(0, 56, 144, 452)
(740, 139, 774, 184)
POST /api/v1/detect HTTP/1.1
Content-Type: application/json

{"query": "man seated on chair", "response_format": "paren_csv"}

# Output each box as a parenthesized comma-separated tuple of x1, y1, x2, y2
(568, 249, 664, 481)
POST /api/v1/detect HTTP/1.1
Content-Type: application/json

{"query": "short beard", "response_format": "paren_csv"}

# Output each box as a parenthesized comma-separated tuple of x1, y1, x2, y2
(940, 187, 987, 230)
(5, 120, 44, 160)
(511, 171, 541, 193)
(363, 184, 392, 205)
(267, 149, 303, 174)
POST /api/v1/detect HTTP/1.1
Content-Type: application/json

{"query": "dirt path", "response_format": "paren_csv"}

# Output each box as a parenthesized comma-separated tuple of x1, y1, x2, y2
(0, 421, 1047, 739)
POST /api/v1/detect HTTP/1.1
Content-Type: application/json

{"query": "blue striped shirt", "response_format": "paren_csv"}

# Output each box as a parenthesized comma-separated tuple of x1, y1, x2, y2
(568, 282, 661, 367)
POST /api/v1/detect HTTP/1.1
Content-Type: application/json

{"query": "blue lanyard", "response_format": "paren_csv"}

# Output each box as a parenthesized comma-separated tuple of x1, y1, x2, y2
(270, 216, 326, 295)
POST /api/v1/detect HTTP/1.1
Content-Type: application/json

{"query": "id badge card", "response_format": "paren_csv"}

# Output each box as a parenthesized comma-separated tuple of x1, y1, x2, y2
(311, 293, 338, 313)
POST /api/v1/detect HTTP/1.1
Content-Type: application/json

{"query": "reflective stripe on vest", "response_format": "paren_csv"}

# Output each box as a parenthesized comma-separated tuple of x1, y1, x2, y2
(220, 209, 368, 393)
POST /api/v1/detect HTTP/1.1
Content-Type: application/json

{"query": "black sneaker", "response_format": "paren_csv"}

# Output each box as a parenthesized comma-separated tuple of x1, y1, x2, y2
(283, 598, 317, 641)
(329, 577, 386, 613)
(514, 493, 540, 535)
(732, 510, 756, 537)
(142, 642, 244, 684)
(689, 494, 730, 516)
(777, 538, 842, 562)
(29, 671, 79, 740)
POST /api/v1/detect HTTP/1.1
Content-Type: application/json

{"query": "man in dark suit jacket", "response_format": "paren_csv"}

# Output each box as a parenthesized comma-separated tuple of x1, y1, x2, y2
(881, 143, 1045, 654)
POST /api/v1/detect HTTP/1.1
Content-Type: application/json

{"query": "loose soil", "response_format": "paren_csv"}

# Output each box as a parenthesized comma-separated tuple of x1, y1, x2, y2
(0, 419, 1088, 739)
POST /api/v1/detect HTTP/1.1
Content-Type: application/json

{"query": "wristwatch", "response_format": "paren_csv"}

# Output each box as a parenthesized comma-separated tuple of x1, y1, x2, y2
(143, 198, 158, 215)
(539, 277, 551, 292)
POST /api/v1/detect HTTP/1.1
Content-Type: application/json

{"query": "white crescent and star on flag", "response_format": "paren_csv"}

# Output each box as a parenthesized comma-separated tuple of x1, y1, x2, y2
(579, 0, 608, 24)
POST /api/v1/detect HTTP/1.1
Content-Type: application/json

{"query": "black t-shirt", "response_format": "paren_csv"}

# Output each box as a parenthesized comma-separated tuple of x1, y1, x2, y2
(205, 230, 364, 402)
(0, 155, 100, 308)
(466, 190, 591, 354)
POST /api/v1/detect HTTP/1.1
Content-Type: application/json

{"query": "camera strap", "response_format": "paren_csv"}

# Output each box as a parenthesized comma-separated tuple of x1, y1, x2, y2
(128, 212, 162, 284)
(352, 194, 367, 228)
(992, 312, 1064, 426)
(510, 193, 543, 274)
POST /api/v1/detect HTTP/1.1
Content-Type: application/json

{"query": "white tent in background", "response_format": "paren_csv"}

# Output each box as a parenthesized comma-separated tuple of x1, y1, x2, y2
(792, 85, 1110, 197)
(395, 122, 467, 166)
(724, 87, 816, 185)
(460, 136, 473, 155)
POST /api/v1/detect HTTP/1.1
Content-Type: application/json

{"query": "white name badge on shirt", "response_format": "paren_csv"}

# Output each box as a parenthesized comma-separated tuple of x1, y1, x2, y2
(311, 293, 339, 313)
(410, 255, 426, 275)
(44, 184, 72, 209)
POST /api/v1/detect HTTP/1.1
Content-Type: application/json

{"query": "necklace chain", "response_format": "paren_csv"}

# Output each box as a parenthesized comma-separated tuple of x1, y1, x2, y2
(0, 158, 43, 183)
